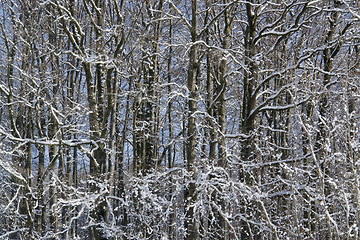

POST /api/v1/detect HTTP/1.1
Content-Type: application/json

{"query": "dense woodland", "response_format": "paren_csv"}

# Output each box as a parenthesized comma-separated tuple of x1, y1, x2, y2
(0, 0, 360, 239)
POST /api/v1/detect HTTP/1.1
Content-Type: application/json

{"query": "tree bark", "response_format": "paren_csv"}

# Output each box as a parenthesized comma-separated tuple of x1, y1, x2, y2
(185, 1, 199, 239)
(240, 1, 258, 238)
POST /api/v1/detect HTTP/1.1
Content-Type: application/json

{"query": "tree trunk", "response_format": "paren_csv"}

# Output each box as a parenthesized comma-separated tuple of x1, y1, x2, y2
(185, 1, 199, 239)
(240, 1, 258, 239)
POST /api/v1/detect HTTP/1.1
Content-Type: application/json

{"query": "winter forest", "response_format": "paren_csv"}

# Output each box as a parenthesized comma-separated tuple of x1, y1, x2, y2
(1, 0, 360, 239)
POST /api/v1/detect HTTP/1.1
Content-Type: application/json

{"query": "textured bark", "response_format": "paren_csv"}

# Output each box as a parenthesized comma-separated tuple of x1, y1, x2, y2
(241, 0, 258, 165)
(240, 1, 258, 239)
(185, 1, 199, 239)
